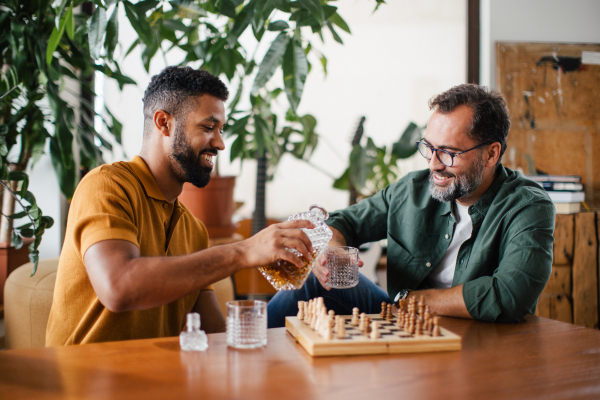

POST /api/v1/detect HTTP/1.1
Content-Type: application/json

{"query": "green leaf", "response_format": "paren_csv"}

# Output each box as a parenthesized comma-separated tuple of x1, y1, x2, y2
(28, 250, 39, 276)
(329, 12, 350, 33)
(65, 2, 75, 39)
(105, 106, 123, 144)
(391, 122, 420, 159)
(7, 211, 28, 220)
(88, 5, 108, 59)
(46, 3, 71, 65)
(229, 133, 246, 162)
(227, 1, 254, 47)
(104, 3, 119, 61)
(170, 0, 207, 19)
(297, 0, 324, 24)
(8, 170, 27, 181)
(251, 32, 290, 94)
(50, 136, 77, 199)
(11, 231, 23, 250)
(123, 0, 153, 47)
(267, 20, 289, 31)
(42, 216, 55, 229)
(134, 0, 160, 15)
(333, 167, 350, 190)
(326, 21, 343, 44)
(282, 38, 308, 112)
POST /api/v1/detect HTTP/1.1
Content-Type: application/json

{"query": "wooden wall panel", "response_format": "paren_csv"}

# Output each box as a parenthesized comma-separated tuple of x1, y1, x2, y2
(553, 215, 575, 266)
(497, 42, 600, 208)
(572, 213, 599, 328)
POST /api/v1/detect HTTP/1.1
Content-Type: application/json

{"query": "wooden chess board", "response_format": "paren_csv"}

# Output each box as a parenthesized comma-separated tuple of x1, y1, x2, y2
(285, 314, 461, 357)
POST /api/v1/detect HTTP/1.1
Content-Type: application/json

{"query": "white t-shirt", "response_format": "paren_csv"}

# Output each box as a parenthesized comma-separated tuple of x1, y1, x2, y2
(426, 202, 473, 289)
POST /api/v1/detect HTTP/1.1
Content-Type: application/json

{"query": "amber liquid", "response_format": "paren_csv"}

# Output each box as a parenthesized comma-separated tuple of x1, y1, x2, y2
(258, 254, 316, 291)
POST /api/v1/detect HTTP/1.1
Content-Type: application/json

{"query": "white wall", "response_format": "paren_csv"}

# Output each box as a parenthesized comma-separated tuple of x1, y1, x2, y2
(105, 0, 467, 221)
(480, 0, 600, 88)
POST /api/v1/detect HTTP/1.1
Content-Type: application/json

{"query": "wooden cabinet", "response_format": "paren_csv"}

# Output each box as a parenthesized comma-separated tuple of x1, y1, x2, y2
(536, 212, 600, 329)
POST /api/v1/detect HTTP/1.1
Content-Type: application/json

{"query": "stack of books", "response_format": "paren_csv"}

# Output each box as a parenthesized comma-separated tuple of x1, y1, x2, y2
(526, 175, 584, 214)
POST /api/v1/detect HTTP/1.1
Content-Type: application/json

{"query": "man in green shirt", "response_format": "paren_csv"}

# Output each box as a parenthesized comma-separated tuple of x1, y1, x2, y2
(268, 84, 555, 328)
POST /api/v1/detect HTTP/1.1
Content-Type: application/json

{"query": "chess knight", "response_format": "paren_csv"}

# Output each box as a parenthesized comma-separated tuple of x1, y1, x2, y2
(268, 84, 554, 328)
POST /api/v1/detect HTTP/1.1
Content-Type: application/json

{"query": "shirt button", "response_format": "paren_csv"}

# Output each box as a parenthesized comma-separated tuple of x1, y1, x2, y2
(163, 203, 168, 209)
(445, 234, 449, 239)
(426, 262, 431, 267)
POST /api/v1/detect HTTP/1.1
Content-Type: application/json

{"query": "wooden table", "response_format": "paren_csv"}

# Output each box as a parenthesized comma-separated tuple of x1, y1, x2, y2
(1, 316, 600, 399)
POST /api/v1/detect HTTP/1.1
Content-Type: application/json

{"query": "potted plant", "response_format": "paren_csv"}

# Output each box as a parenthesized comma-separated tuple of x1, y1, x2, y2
(88, 0, 386, 237)
(333, 118, 424, 205)
(0, 0, 133, 287)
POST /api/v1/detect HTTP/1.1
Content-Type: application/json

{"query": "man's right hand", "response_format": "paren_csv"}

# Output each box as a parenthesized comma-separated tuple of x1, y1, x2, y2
(236, 219, 315, 269)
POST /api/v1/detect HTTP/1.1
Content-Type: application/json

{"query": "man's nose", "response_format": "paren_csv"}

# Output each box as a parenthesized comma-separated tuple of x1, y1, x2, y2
(211, 131, 225, 151)
(428, 151, 445, 170)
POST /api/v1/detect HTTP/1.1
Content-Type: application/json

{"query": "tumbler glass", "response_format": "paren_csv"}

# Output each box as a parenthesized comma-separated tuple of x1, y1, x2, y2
(324, 246, 359, 288)
(226, 300, 267, 349)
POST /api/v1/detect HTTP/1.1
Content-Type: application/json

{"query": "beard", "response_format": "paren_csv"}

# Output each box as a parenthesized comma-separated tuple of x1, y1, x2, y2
(429, 155, 485, 203)
(171, 124, 215, 189)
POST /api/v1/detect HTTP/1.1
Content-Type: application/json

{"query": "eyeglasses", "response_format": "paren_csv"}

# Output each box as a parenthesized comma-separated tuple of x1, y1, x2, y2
(416, 140, 494, 167)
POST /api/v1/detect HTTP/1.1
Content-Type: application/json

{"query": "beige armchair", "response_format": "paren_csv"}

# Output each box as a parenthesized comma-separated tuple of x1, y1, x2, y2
(3, 258, 235, 349)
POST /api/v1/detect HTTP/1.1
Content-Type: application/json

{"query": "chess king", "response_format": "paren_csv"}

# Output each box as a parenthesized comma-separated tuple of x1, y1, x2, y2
(46, 66, 315, 346)
(268, 83, 555, 328)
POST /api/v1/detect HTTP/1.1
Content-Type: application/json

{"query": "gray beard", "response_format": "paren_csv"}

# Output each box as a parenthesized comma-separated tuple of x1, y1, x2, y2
(428, 156, 485, 203)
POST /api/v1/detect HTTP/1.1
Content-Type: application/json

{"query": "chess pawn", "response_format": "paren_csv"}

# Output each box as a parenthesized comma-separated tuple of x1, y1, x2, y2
(325, 323, 333, 340)
(386, 304, 393, 320)
(351, 308, 360, 326)
(337, 318, 346, 339)
(432, 316, 441, 337)
(380, 302, 387, 318)
(297, 301, 305, 320)
(359, 313, 366, 331)
(364, 316, 371, 334)
(415, 318, 423, 336)
(397, 311, 404, 329)
(370, 321, 380, 340)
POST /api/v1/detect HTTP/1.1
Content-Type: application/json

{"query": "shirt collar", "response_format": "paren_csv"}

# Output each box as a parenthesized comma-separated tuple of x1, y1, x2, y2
(129, 156, 168, 201)
(470, 164, 508, 217)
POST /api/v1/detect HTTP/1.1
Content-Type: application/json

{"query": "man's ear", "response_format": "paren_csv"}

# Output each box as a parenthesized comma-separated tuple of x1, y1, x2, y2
(153, 110, 173, 137)
(485, 142, 502, 167)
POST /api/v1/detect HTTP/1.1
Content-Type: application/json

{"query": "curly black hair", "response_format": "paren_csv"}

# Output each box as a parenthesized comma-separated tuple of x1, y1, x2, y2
(142, 66, 229, 135)
(429, 84, 510, 167)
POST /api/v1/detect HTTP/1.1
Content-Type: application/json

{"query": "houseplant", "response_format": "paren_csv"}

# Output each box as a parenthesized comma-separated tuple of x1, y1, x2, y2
(0, 0, 133, 276)
(93, 0, 384, 235)
(333, 119, 423, 205)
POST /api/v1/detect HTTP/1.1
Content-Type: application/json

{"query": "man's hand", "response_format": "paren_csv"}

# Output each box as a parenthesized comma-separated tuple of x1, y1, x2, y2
(235, 219, 315, 269)
(312, 251, 364, 291)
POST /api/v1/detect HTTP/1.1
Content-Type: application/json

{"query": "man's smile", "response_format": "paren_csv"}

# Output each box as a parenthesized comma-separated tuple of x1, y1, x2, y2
(432, 172, 455, 185)
(201, 152, 216, 167)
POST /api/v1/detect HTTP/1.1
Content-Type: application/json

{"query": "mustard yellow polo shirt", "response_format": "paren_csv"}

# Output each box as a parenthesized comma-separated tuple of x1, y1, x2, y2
(46, 156, 212, 346)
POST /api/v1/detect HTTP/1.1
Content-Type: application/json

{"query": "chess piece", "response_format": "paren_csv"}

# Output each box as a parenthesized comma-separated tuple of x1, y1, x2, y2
(415, 317, 423, 336)
(337, 318, 346, 339)
(386, 304, 393, 320)
(325, 322, 333, 340)
(418, 296, 425, 316)
(370, 321, 380, 339)
(297, 301, 305, 320)
(397, 310, 404, 329)
(351, 308, 360, 326)
(364, 316, 371, 334)
(432, 316, 441, 337)
(380, 302, 386, 318)
(359, 313, 366, 331)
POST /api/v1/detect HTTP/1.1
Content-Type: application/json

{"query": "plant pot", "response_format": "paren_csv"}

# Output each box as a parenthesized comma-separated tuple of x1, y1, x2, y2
(178, 176, 237, 239)
(0, 237, 34, 305)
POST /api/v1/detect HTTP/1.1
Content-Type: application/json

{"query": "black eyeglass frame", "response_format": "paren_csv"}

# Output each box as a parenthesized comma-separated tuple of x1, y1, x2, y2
(415, 140, 495, 167)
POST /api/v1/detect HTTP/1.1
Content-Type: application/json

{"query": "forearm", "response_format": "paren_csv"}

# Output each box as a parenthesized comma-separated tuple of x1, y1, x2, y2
(328, 227, 347, 246)
(408, 285, 472, 319)
(89, 242, 247, 312)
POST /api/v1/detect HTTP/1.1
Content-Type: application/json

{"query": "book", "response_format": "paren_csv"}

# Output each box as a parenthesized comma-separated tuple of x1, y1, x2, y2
(554, 202, 581, 214)
(547, 191, 585, 203)
(535, 181, 584, 192)
(526, 174, 581, 183)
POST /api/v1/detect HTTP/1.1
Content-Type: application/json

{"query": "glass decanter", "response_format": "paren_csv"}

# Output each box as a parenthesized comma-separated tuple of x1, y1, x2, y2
(258, 204, 332, 290)
(180, 312, 208, 351)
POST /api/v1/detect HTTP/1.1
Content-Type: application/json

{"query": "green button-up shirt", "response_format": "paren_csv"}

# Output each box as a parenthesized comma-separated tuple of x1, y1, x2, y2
(327, 165, 555, 322)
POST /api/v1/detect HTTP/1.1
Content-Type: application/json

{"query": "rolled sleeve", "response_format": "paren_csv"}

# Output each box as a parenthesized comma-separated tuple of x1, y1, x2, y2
(463, 201, 555, 322)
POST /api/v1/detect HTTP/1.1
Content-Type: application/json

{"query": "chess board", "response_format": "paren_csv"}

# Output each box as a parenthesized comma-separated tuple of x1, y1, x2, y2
(285, 314, 461, 357)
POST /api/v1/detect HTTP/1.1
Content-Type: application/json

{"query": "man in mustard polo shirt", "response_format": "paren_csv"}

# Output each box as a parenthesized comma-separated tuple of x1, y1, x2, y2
(46, 67, 314, 346)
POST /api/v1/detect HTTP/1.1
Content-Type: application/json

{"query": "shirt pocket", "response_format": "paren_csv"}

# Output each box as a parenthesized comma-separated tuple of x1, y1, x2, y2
(387, 233, 415, 265)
